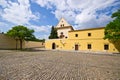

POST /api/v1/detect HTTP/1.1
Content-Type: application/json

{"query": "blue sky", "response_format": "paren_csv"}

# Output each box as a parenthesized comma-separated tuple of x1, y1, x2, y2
(0, 0, 120, 39)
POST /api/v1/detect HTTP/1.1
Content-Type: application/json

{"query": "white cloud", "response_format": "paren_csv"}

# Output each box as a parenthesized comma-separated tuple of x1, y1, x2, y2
(30, 25, 51, 32)
(0, 9, 2, 16)
(33, 0, 120, 29)
(0, 21, 13, 33)
(0, 0, 8, 8)
(96, 15, 113, 26)
(0, 0, 51, 39)
(1, 0, 38, 25)
(0, 22, 8, 27)
(29, 24, 52, 39)
(0, 0, 119, 39)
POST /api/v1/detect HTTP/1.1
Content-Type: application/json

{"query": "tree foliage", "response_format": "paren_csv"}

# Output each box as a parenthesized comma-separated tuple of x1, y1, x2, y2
(49, 26, 58, 39)
(6, 25, 35, 50)
(104, 9, 120, 41)
(26, 38, 45, 42)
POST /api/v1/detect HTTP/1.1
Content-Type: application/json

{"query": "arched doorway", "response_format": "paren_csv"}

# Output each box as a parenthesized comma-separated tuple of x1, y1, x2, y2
(52, 43, 56, 49)
(75, 44, 79, 50)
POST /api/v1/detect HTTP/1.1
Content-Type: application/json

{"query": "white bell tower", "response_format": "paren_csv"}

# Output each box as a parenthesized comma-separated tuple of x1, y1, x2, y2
(55, 18, 74, 38)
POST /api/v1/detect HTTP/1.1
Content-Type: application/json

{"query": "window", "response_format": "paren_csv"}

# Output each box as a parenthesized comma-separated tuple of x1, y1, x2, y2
(60, 25, 62, 27)
(75, 34, 78, 37)
(104, 44, 109, 50)
(88, 44, 91, 49)
(61, 32, 63, 34)
(60, 32, 64, 38)
(88, 33, 91, 36)
(63, 24, 64, 27)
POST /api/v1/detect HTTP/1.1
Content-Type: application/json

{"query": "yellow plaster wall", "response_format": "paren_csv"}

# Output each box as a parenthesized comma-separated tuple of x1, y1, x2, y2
(24, 41, 44, 48)
(45, 39, 119, 53)
(68, 28, 104, 39)
(45, 28, 120, 53)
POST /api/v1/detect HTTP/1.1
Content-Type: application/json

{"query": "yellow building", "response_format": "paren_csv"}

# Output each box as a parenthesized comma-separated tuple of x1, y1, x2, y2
(45, 18, 120, 53)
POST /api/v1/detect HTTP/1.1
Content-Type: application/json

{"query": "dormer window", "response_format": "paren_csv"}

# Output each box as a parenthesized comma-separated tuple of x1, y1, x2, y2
(60, 24, 64, 27)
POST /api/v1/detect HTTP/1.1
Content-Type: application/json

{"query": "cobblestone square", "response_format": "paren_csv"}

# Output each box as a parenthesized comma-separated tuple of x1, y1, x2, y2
(0, 50, 120, 80)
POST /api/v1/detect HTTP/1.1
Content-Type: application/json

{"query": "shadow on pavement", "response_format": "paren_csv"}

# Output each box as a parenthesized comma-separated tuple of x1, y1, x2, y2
(22, 48, 47, 52)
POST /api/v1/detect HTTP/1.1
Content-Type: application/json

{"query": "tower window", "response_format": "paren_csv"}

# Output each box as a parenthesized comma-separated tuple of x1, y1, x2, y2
(104, 44, 109, 50)
(61, 32, 63, 34)
(60, 32, 64, 38)
(88, 33, 91, 36)
(87, 44, 92, 49)
(75, 34, 78, 37)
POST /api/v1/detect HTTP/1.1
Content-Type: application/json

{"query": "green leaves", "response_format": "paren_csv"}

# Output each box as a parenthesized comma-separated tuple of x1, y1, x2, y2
(49, 26, 58, 39)
(112, 9, 120, 20)
(6, 25, 35, 49)
(104, 9, 120, 41)
(7, 25, 34, 40)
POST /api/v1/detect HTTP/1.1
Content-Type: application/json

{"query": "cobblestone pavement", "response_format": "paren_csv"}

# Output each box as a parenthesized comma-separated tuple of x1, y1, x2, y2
(0, 50, 120, 80)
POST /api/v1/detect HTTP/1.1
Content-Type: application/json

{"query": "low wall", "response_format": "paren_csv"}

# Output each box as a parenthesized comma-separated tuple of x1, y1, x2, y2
(24, 41, 44, 48)
(0, 34, 44, 49)
(0, 34, 19, 49)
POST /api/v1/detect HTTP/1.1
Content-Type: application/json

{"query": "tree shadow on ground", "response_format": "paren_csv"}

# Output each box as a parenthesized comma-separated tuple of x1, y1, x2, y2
(110, 40, 120, 53)
(22, 48, 47, 52)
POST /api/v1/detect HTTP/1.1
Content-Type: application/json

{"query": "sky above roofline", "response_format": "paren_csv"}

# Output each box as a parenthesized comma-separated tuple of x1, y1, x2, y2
(0, 0, 120, 39)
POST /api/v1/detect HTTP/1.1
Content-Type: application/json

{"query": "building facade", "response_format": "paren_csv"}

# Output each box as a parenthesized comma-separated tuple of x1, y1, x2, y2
(55, 18, 74, 38)
(45, 18, 120, 53)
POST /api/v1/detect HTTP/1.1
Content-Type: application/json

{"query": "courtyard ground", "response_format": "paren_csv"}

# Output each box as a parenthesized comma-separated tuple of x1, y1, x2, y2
(0, 50, 120, 80)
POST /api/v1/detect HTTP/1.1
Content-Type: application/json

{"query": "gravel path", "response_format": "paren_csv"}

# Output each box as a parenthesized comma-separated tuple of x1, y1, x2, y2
(0, 50, 120, 80)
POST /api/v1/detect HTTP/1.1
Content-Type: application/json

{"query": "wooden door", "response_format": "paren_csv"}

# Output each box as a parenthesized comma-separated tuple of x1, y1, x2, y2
(75, 44, 79, 50)
(52, 43, 56, 49)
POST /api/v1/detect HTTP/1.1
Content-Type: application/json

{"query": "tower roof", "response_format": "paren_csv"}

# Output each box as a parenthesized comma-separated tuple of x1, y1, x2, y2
(56, 18, 71, 28)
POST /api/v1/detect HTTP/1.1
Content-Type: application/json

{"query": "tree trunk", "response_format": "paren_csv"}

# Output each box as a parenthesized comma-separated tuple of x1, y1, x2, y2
(16, 39, 18, 50)
(20, 39, 23, 50)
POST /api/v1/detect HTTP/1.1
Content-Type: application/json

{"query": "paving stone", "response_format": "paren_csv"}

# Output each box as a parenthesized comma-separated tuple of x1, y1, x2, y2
(0, 50, 120, 80)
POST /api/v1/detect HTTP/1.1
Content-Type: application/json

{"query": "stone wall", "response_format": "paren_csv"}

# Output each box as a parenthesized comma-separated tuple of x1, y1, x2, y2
(0, 33, 44, 49)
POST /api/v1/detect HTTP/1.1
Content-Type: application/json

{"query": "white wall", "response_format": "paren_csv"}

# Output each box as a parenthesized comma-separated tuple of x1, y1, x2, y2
(57, 28, 71, 38)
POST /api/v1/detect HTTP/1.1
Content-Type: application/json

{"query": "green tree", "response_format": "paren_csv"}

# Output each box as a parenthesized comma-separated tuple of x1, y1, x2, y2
(6, 25, 35, 50)
(104, 9, 120, 41)
(49, 26, 58, 39)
